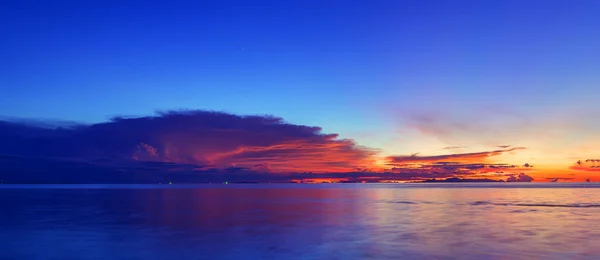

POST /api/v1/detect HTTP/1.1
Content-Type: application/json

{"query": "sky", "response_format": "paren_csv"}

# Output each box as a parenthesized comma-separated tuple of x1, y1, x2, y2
(2, 0, 600, 182)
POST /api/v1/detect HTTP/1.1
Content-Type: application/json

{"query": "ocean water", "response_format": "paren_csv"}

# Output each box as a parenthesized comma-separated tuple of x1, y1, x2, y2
(1, 183, 600, 260)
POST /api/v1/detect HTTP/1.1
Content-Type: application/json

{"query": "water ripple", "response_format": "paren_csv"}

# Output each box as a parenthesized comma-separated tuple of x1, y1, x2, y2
(469, 201, 600, 208)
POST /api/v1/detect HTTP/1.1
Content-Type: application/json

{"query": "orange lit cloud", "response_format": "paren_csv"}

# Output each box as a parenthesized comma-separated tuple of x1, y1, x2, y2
(385, 147, 525, 164)
(203, 138, 378, 172)
(442, 146, 467, 150)
(382, 147, 534, 182)
(570, 159, 600, 172)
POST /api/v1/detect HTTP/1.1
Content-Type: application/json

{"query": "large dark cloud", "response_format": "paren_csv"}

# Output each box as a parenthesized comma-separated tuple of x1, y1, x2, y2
(0, 110, 378, 174)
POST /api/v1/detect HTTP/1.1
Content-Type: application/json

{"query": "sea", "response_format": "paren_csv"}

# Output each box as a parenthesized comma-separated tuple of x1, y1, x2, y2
(1, 183, 600, 260)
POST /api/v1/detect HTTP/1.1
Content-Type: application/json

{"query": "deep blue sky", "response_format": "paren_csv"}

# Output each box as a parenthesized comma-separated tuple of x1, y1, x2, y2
(2, 0, 600, 160)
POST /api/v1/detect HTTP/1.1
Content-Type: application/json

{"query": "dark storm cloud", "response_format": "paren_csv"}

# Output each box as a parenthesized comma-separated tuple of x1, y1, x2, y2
(0, 110, 378, 174)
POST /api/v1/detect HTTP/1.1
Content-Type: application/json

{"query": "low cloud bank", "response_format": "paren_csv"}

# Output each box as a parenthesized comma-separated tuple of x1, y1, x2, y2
(0, 110, 536, 183)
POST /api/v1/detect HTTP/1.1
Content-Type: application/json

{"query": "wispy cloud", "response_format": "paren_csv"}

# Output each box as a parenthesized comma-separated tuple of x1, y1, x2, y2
(442, 146, 467, 150)
(385, 147, 525, 164)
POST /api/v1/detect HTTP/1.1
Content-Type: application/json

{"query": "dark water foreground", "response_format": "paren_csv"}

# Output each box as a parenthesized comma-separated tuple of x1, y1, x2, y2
(1, 183, 600, 259)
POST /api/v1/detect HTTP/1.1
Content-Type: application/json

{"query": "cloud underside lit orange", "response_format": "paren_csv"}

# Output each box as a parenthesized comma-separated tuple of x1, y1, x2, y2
(380, 147, 535, 181)
(570, 159, 600, 172)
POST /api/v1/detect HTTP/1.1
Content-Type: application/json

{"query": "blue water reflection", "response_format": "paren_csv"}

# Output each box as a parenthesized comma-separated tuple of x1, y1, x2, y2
(1, 184, 600, 259)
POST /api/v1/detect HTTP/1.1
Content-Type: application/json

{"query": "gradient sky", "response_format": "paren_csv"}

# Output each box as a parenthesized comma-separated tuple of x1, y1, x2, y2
(2, 0, 600, 181)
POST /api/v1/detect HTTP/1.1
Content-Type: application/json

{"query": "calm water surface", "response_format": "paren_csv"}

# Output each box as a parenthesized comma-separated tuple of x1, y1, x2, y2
(1, 183, 600, 259)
